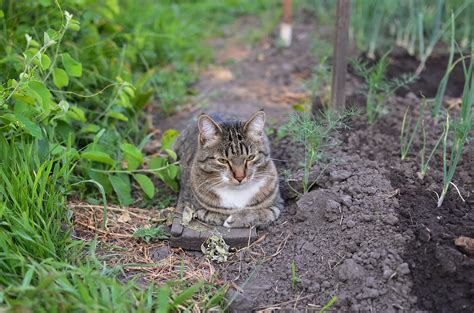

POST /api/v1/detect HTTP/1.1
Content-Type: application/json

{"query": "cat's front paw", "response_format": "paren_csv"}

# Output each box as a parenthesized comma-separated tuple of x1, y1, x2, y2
(223, 215, 235, 228)
(223, 214, 253, 228)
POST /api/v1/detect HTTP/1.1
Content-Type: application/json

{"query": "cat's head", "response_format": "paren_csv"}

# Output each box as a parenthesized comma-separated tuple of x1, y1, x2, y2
(195, 111, 270, 187)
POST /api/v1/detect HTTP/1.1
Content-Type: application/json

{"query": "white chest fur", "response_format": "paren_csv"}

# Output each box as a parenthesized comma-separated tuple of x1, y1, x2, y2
(214, 178, 266, 209)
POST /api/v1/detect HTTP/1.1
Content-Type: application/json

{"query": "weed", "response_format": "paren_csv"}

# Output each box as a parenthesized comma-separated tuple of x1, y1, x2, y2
(133, 226, 169, 243)
(352, 52, 417, 123)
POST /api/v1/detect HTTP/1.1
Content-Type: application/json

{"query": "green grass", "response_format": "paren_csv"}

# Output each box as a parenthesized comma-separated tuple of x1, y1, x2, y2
(0, 1, 279, 310)
(0, 130, 226, 312)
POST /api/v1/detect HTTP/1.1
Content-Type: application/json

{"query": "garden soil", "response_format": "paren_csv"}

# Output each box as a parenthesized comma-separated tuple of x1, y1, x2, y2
(155, 15, 473, 312)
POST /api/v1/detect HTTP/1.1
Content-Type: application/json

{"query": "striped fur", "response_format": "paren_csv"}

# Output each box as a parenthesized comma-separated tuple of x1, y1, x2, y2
(174, 111, 283, 228)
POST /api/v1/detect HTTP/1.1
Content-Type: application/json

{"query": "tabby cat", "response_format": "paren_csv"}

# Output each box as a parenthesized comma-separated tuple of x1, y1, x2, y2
(174, 111, 283, 228)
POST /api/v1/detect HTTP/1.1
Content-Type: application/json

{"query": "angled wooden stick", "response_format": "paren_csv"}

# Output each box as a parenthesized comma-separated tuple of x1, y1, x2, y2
(331, 0, 352, 111)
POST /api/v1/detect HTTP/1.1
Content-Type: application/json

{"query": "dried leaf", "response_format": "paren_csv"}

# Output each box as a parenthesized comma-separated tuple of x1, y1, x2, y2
(181, 203, 196, 226)
(202, 235, 229, 263)
(201, 233, 230, 263)
(118, 210, 131, 223)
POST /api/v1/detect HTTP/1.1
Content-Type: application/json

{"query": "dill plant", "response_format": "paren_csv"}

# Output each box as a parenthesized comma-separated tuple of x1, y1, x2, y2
(282, 110, 355, 194)
(352, 52, 417, 124)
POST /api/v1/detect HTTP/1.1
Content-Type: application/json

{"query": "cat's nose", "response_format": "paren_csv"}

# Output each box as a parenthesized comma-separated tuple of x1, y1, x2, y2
(233, 170, 246, 182)
(234, 174, 245, 182)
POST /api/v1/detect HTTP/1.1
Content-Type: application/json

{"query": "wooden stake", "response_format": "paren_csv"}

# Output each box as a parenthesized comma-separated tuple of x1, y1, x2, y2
(280, 0, 293, 47)
(331, 0, 352, 111)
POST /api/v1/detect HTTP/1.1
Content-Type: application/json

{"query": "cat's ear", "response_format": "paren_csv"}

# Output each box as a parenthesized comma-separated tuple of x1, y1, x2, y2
(244, 110, 265, 139)
(198, 114, 222, 146)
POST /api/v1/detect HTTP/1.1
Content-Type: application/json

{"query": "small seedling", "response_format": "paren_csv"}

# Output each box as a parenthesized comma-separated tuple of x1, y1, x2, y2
(418, 119, 444, 179)
(133, 226, 169, 243)
(291, 260, 300, 289)
(320, 295, 337, 313)
(400, 104, 422, 160)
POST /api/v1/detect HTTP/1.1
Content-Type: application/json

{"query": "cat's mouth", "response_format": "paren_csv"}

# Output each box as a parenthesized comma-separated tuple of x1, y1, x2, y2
(224, 176, 258, 188)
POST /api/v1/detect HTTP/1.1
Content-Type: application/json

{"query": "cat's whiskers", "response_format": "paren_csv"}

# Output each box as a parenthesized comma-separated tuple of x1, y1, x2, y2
(269, 157, 289, 162)
(196, 177, 223, 191)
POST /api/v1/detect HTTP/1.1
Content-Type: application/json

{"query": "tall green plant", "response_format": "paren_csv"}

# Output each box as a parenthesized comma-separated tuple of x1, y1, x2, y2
(437, 47, 473, 207)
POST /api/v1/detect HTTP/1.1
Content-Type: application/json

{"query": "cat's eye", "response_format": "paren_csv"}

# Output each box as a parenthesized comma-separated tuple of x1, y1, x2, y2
(247, 154, 256, 161)
(217, 158, 228, 164)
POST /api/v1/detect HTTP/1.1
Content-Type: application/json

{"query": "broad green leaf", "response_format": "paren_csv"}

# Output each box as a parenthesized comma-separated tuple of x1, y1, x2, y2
(62, 53, 82, 77)
(4, 113, 42, 138)
(120, 143, 144, 171)
(53, 68, 69, 88)
(0, 10, 4, 18)
(109, 174, 133, 206)
(57, 100, 69, 112)
(88, 171, 113, 194)
(167, 164, 179, 179)
(28, 80, 52, 110)
(40, 54, 51, 69)
(117, 93, 131, 108)
(107, 111, 128, 121)
(66, 106, 86, 122)
(50, 144, 66, 155)
(80, 124, 101, 134)
(161, 129, 179, 150)
(133, 174, 155, 199)
(68, 19, 81, 31)
(165, 148, 177, 161)
(163, 176, 178, 192)
(148, 156, 165, 171)
(123, 86, 135, 98)
(81, 151, 115, 165)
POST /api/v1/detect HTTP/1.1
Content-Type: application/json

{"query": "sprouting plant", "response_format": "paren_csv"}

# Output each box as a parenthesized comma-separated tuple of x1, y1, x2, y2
(291, 260, 300, 289)
(437, 46, 473, 207)
(281, 110, 355, 194)
(320, 295, 337, 313)
(400, 104, 422, 160)
(352, 52, 417, 124)
(418, 118, 444, 179)
(133, 226, 169, 243)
